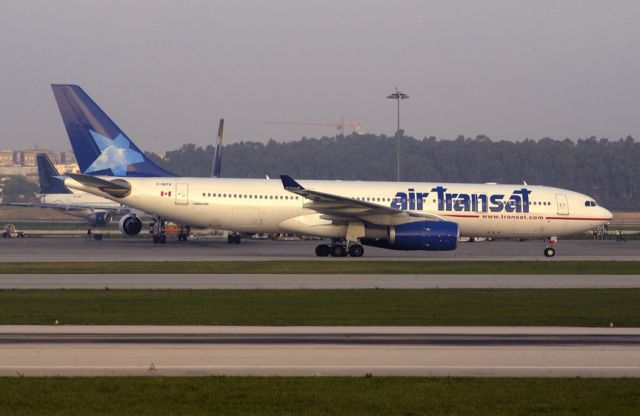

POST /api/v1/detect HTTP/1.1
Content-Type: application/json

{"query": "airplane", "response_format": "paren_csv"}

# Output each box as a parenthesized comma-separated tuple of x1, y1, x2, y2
(23, 153, 151, 235)
(52, 84, 613, 257)
(30, 120, 224, 241)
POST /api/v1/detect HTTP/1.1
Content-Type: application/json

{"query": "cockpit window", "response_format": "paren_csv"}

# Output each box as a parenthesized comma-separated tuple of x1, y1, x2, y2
(584, 200, 597, 207)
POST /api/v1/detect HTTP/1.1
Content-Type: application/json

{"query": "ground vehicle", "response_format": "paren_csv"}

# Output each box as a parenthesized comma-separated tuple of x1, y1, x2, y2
(2, 224, 25, 238)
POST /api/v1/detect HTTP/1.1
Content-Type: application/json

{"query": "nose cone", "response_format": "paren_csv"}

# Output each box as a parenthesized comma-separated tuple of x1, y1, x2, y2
(601, 207, 613, 221)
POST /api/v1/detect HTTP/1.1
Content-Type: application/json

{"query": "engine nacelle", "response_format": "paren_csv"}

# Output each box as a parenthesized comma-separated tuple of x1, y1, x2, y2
(362, 220, 459, 251)
(88, 211, 112, 227)
(119, 214, 143, 236)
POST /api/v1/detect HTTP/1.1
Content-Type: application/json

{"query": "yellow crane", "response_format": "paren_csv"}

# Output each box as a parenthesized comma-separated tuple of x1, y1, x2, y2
(265, 116, 364, 135)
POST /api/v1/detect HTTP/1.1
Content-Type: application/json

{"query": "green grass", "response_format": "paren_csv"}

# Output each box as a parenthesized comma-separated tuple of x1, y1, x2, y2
(0, 377, 639, 415)
(1, 260, 638, 274)
(1, 289, 638, 326)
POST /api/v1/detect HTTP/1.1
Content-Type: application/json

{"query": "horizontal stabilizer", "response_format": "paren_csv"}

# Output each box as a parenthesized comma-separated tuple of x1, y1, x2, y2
(65, 173, 131, 198)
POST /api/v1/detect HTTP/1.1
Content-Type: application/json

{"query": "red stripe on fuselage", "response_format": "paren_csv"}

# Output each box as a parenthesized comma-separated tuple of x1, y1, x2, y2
(443, 214, 480, 218)
(546, 217, 612, 221)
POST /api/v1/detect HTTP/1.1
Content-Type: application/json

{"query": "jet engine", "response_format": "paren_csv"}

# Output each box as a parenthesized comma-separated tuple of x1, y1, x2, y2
(119, 214, 143, 236)
(362, 220, 459, 251)
(88, 211, 112, 227)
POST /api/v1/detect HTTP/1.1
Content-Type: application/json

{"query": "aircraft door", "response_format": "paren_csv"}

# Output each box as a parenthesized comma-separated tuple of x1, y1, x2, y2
(555, 193, 569, 215)
(175, 183, 189, 205)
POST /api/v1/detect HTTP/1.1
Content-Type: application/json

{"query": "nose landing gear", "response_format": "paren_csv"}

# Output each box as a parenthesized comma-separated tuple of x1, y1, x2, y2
(544, 236, 557, 257)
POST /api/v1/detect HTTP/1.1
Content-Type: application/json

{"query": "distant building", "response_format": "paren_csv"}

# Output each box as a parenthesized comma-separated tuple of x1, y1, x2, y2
(23, 146, 61, 167)
(60, 151, 76, 165)
(0, 147, 79, 174)
(0, 150, 13, 166)
(54, 162, 80, 174)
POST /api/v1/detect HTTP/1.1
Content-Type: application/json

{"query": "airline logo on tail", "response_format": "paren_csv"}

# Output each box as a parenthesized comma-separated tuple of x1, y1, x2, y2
(86, 130, 144, 176)
(51, 84, 178, 178)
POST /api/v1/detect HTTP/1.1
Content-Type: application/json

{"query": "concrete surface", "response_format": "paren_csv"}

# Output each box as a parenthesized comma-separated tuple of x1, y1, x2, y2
(1, 326, 638, 377)
(2, 274, 640, 289)
(0, 238, 638, 261)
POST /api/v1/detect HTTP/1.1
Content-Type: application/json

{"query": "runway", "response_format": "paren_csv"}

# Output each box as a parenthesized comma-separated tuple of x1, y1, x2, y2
(2, 273, 640, 288)
(1, 326, 638, 377)
(0, 237, 637, 261)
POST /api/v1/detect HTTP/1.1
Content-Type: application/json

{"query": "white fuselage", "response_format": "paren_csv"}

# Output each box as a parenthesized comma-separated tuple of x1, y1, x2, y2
(39, 190, 125, 218)
(65, 177, 613, 239)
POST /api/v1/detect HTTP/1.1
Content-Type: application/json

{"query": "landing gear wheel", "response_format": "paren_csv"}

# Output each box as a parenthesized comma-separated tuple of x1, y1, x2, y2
(315, 244, 331, 257)
(348, 244, 364, 257)
(544, 247, 555, 257)
(330, 244, 347, 257)
(153, 235, 160, 244)
(160, 235, 167, 244)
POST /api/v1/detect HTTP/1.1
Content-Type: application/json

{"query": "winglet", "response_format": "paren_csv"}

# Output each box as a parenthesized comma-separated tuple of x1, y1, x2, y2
(280, 175, 304, 191)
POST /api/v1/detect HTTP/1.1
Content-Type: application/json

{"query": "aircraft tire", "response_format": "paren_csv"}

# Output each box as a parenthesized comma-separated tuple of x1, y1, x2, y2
(348, 244, 364, 257)
(315, 244, 331, 257)
(160, 235, 167, 244)
(330, 244, 346, 257)
(544, 247, 555, 257)
(152, 235, 160, 244)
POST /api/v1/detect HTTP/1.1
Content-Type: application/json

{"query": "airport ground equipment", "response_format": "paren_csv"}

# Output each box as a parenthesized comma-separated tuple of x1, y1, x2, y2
(2, 224, 25, 238)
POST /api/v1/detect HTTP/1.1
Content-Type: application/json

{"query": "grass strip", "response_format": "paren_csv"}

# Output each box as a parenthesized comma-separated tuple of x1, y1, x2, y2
(1, 377, 639, 416)
(0, 260, 638, 274)
(0, 289, 638, 326)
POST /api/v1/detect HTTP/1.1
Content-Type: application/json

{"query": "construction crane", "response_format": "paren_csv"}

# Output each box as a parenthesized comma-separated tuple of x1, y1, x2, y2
(265, 116, 364, 135)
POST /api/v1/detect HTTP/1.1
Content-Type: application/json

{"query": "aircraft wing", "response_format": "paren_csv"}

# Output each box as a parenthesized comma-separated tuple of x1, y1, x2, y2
(3, 202, 36, 207)
(37, 202, 130, 213)
(280, 175, 447, 224)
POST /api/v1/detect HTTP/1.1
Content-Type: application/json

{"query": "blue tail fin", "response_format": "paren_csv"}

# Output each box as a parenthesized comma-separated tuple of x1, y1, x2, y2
(212, 118, 223, 178)
(36, 153, 71, 194)
(51, 84, 177, 177)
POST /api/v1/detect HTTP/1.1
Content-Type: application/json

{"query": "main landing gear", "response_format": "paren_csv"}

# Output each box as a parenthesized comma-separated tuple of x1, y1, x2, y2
(227, 233, 242, 244)
(544, 236, 558, 257)
(315, 240, 364, 257)
(151, 218, 167, 244)
(177, 226, 191, 242)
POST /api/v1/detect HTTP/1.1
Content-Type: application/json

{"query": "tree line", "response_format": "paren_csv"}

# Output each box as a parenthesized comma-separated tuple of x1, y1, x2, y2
(146, 133, 640, 211)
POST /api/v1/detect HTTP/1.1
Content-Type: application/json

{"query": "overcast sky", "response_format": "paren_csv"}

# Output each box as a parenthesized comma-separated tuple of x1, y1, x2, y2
(1, 0, 639, 152)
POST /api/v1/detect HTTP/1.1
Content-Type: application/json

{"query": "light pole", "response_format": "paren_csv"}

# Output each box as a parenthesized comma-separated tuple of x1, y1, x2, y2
(387, 87, 409, 182)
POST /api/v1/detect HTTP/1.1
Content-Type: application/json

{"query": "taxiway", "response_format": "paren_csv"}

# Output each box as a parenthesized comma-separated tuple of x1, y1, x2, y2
(1, 326, 638, 377)
(2, 273, 639, 289)
(0, 238, 637, 261)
